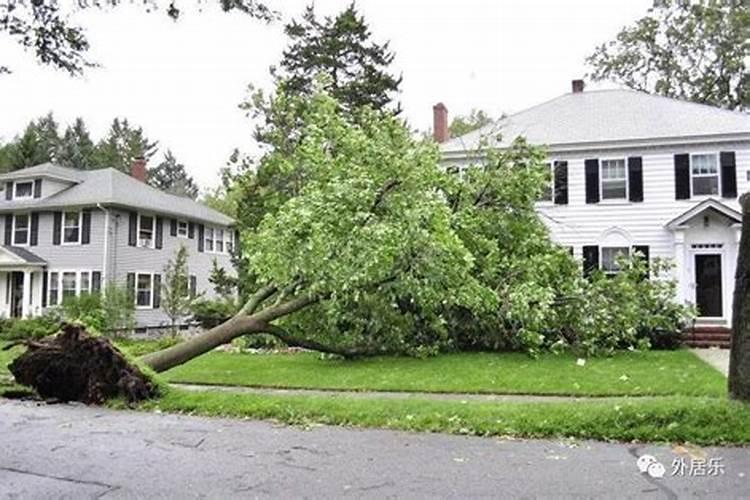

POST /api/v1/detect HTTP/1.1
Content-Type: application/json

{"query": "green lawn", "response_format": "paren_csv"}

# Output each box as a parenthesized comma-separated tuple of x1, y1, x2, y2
(163, 349, 726, 398)
(137, 388, 750, 445)
(0, 342, 22, 379)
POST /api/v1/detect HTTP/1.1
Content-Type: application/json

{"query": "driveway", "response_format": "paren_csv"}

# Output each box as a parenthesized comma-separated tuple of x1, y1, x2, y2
(0, 400, 748, 498)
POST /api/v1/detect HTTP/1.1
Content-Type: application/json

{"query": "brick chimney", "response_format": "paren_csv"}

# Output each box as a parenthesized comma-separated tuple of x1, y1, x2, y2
(433, 102, 450, 143)
(131, 157, 147, 182)
(571, 79, 585, 93)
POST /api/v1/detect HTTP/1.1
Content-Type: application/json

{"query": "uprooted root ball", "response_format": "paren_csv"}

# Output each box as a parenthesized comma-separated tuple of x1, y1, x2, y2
(8, 323, 157, 404)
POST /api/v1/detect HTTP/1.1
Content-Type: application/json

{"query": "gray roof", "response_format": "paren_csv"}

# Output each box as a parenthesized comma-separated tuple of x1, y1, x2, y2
(0, 165, 234, 226)
(441, 89, 750, 154)
(1, 245, 46, 264)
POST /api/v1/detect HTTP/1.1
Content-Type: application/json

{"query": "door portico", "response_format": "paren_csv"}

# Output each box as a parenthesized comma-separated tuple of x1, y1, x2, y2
(0, 246, 46, 318)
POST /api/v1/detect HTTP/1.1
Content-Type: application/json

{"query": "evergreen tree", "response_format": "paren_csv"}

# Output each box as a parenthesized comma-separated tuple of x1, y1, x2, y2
(148, 150, 199, 199)
(273, 2, 402, 115)
(449, 109, 496, 138)
(93, 118, 158, 173)
(5, 119, 57, 170)
(56, 118, 97, 169)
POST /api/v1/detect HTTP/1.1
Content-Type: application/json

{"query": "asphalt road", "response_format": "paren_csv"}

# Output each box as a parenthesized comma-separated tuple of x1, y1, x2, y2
(1, 400, 748, 499)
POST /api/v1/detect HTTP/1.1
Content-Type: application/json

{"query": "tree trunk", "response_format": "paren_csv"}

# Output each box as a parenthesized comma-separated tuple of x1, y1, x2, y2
(729, 194, 750, 400)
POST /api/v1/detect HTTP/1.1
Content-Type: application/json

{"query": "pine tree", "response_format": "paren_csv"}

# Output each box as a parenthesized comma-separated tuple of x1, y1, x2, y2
(93, 118, 158, 173)
(148, 150, 199, 199)
(57, 118, 97, 169)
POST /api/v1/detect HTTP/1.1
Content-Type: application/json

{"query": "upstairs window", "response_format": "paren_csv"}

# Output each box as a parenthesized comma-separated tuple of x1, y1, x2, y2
(600, 159, 627, 200)
(205, 227, 215, 252)
(14, 181, 33, 199)
(601, 246, 629, 274)
(177, 220, 189, 238)
(226, 231, 234, 253)
(12, 214, 29, 246)
(62, 211, 81, 244)
(691, 153, 719, 196)
(216, 229, 224, 253)
(540, 162, 553, 202)
(138, 215, 155, 248)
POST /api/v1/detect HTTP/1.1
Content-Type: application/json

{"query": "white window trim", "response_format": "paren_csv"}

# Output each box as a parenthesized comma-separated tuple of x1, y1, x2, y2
(599, 158, 628, 202)
(13, 181, 34, 200)
(47, 269, 95, 306)
(61, 211, 83, 245)
(205, 225, 233, 254)
(689, 152, 721, 198)
(12, 213, 30, 247)
(135, 272, 156, 309)
(137, 214, 156, 249)
(600, 246, 630, 275)
(538, 161, 556, 204)
(177, 220, 189, 238)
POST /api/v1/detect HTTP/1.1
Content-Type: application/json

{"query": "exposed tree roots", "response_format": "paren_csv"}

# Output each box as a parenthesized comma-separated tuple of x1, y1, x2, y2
(7, 324, 157, 404)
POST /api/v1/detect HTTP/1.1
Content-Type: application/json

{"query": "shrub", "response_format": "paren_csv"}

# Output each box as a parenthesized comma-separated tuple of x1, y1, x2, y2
(0, 311, 62, 341)
(62, 293, 105, 332)
(101, 284, 136, 337)
(190, 298, 239, 329)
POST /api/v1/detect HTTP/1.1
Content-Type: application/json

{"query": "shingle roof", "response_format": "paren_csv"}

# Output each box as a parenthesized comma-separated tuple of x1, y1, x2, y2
(441, 89, 750, 154)
(1, 245, 46, 264)
(0, 165, 234, 226)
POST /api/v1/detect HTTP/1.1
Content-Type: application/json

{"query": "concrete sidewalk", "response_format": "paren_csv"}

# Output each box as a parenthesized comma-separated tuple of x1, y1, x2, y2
(691, 348, 730, 376)
(1, 400, 748, 498)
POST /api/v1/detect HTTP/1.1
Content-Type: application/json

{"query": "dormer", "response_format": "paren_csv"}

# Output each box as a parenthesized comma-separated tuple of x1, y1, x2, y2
(4, 178, 42, 201)
(0, 163, 82, 203)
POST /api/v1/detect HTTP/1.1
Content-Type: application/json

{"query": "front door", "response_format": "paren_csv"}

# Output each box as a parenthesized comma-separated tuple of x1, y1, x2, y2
(695, 254, 722, 317)
(10, 271, 24, 318)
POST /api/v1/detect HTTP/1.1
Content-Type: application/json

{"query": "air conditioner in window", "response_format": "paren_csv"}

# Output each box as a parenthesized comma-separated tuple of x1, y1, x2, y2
(139, 238, 153, 247)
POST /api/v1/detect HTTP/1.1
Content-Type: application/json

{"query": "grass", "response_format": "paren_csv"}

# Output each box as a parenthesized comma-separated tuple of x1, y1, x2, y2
(0, 341, 22, 379)
(163, 349, 726, 398)
(135, 387, 750, 446)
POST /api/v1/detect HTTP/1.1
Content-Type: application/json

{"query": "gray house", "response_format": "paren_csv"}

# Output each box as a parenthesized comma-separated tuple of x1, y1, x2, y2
(0, 161, 236, 327)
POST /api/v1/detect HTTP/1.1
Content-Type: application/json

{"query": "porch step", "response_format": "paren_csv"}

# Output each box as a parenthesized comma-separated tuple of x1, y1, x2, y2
(683, 326, 732, 349)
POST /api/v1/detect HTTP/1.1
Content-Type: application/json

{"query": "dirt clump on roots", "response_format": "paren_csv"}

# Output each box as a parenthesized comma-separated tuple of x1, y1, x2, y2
(7, 323, 157, 404)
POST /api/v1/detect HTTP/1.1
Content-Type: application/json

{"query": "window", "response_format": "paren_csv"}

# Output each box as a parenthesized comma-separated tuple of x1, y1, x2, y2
(540, 162, 553, 202)
(177, 220, 189, 238)
(12, 214, 30, 246)
(62, 272, 77, 301)
(601, 247, 630, 274)
(136, 273, 153, 308)
(226, 231, 234, 253)
(14, 181, 33, 199)
(600, 159, 627, 200)
(691, 153, 719, 196)
(215, 229, 224, 253)
(80, 271, 91, 293)
(205, 227, 215, 252)
(62, 211, 81, 244)
(49, 272, 59, 305)
(138, 215, 155, 248)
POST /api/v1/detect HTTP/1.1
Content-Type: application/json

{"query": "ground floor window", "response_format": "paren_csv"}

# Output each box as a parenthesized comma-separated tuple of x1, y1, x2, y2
(601, 247, 630, 274)
(47, 270, 100, 306)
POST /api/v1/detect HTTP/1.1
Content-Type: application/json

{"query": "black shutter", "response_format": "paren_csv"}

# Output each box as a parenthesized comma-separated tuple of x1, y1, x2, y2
(4, 214, 11, 245)
(582, 245, 599, 277)
(674, 154, 690, 200)
(633, 245, 650, 279)
(82, 210, 91, 245)
(92, 271, 102, 293)
(198, 224, 205, 252)
(153, 274, 161, 308)
(189, 275, 197, 298)
(628, 157, 643, 202)
(42, 271, 48, 307)
(5, 182, 12, 200)
(170, 218, 177, 237)
(155, 217, 164, 249)
(30, 213, 39, 246)
(33, 179, 42, 198)
(126, 273, 136, 302)
(188, 222, 195, 239)
(553, 161, 568, 205)
(720, 152, 737, 199)
(128, 212, 138, 246)
(52, 212, 62, 245)
(584, 159, 599, 204)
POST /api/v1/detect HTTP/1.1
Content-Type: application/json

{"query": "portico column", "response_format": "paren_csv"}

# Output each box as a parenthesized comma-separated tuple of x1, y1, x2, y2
(21, 269, 31, 318)
(673, 228, 687, 304)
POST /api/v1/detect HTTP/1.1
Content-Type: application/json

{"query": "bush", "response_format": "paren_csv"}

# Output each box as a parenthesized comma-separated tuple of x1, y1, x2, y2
(62, 293, 105, 332)
(101, 284, 136, 336)
(0, 311, 62, 341)
(190, 298, 239, 329)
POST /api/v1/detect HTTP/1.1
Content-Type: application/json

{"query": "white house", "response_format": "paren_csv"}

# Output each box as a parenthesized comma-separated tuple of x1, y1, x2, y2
(437, 80, 750, 339)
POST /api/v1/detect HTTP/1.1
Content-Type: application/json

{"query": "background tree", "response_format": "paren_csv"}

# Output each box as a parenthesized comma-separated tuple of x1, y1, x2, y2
(587, 0, 749, 111)
(56, 118, 97, 170)
(93, 118, 158, 173)
(273, 2, 402, 116)
(0, 114, 60, 170)
(448, 109, 495, 138)
(0, 0, 276, 75)
(148, 150, 199, 199)
(209, 259, 239, 299)
(161, 245, 195, 334)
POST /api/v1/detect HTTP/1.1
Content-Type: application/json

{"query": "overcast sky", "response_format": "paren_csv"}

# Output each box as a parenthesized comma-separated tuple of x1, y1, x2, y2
(0, 0, 652, 189)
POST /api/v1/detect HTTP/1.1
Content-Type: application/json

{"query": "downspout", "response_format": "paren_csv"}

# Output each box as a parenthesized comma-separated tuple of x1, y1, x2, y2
(97, 204, 109, 286)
